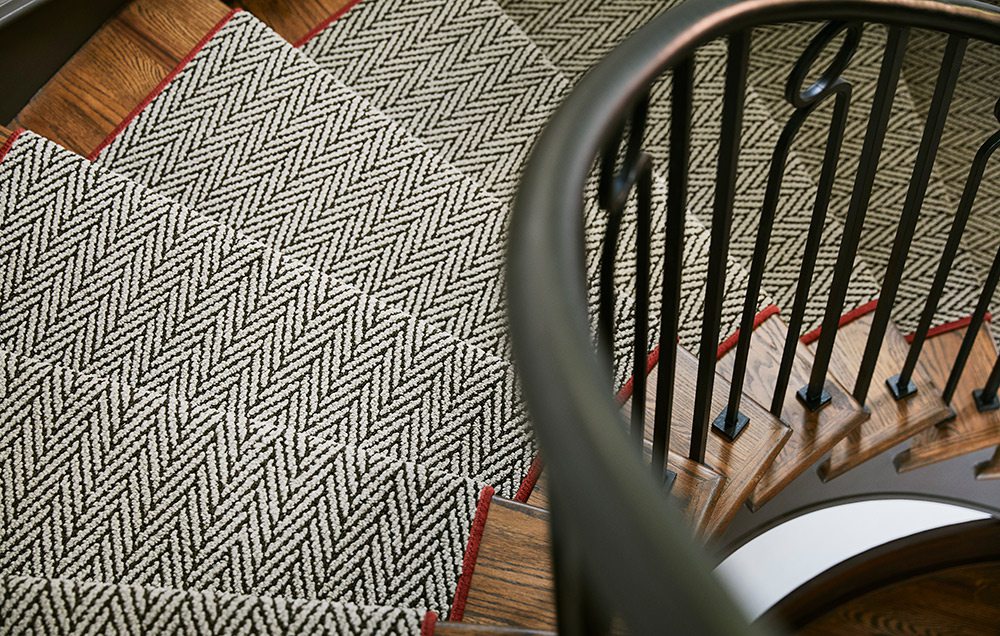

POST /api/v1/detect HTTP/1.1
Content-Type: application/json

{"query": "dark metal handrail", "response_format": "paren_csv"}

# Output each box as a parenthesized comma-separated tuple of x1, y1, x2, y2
(508, 0, 1000, 632)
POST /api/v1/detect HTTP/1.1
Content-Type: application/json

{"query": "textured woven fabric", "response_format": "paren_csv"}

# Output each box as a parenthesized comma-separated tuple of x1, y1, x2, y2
(495, 0, 884, 335)
(1, 576, 425, 635)
(1, 132, 534, 496)
(902, 34, 1000, 335)
(748, 22, 987, 335)
(0, 348, 477, 615)
(95, 10, 769, 386)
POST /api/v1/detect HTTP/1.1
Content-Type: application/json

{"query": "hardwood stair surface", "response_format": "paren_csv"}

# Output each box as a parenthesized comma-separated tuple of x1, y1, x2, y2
(460, 498, 555, 631)
(12, 0, 229, 155)
(524, 452, 725, 538)
(235, 0, 353, 44)
(975, 446, 1000, 480)
(715, 312, 869, 510)
(626, 345, 792, 535)
(809, 312, 952, 480)
(894, 323, 1000, 473)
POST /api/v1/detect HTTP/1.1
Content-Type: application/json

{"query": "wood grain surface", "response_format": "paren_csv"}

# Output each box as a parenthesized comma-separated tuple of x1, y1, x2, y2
(460, 498, 555, 631)
(894, 324, 1000, 472)
(800, 562, 1000, 635)
(235, 0, 353, 45)
(624, 345, 791, 535)
(813, 313, 952, 480)
(12, 0, 229, 155)
(716, 313, 868, 510)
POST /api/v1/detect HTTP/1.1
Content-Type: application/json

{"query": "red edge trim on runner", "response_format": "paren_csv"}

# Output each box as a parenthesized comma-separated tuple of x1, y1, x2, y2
(0, 128, 26, 163)
(800, 298, 879, 345)
(87, 8, 242, 161)
(293, 0, 364, 48)
(448, 486, 494, 622)
(420, 611, 437, 636)
(513, 456, 544, 503)
(716, 304, 781, 359)
(904, 312, 993, 343)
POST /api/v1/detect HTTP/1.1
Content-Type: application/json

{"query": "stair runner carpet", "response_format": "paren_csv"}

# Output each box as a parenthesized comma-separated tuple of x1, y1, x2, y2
(0, 348, 465, 630)
(1, 130, 534, 496)
(91, 8, 772, 387)
(496, 0, 990, 340)
(0, 130, 514, 631)
(1, 575, 427, 635)
(295, 0, 819, 360)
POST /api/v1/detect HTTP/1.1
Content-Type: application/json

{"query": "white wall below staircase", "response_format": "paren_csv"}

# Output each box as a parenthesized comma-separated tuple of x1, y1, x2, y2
(715, 499, 991, 620)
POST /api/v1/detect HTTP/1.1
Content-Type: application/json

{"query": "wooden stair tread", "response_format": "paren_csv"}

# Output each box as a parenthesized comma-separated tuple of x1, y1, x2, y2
(975, 447, 1000, 480)
(716, 313, 868, 511)
(626, 345, 791, 535)
(525, 452, 725, 537)
(461, 497, 554, 631)
(811, 312, 952, 481)
(436, 625, 554, 635)
(11, 0, 228, 154)
(235, 0, 350, 44)
(894, 324, 1000, 473)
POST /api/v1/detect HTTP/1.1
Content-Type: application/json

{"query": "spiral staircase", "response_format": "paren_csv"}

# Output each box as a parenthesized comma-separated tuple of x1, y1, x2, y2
(0, 0, 999, 634)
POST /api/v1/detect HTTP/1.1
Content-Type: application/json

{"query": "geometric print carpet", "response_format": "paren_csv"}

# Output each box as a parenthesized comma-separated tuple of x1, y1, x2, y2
(4, 0, 1000, 633)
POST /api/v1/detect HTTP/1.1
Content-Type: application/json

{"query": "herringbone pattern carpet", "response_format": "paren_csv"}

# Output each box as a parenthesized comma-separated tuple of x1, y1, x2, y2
(1, 575, 425, 635)
(3, 0, 1000, 631)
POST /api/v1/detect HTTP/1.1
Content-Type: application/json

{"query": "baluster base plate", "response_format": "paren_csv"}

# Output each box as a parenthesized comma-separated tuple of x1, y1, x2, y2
(796, 385, 832, 411)
(886, 374, 918, 400)
(712, 408, 750, 441)
(973, 389, 1000, 413)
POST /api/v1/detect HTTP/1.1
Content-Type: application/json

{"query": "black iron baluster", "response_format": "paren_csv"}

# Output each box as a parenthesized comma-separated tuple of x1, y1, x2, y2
(944, 242, 1000, 404)
(656, 57, 692, 476)
(899, 102, 1000, 394)
(721, 21, 860, 431)
(632, 153, 653, 448)
(858, 35, 966, 402)
(975, 355, 1000, 412)
(806, 26, 910, 407)
(597, 96, 650, 374)
(775, 86, 852, 415)
(690, 34, 748, 463)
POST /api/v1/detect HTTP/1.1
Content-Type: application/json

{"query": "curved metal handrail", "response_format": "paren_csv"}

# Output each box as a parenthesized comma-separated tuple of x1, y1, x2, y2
(507, 0, 1000, 633)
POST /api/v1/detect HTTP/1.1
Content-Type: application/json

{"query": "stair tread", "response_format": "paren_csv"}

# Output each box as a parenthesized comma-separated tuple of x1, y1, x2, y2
(716, 313, 868, 510)
(13, 0, 228, 155)
(975, 447, 1000, 480)
(626, 345, 791, 535)
(461, 497, 554, 631)
(524, 452, 724, 537)
(895, 324, 1000, 472)
(813, 313, 952, 481)
(226, 0, 777, 376)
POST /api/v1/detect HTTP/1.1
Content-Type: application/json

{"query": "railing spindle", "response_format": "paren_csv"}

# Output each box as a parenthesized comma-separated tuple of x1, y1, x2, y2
(806, 26, 910, 407)
(944, 242, 1000, 404)
(859, 35, 967, 403)
(632, 154, 653, 449)
(775, 86, 852, 414)
(654, 57, 692, 471)
(690, 35, 748, 462)
(975, 355, 1000, 412)
(726, 21, 859, 427)
(898, 129, 1000, 392)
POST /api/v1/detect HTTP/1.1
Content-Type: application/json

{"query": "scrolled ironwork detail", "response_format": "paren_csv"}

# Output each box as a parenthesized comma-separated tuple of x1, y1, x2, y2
(785, 20, 863, 108)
